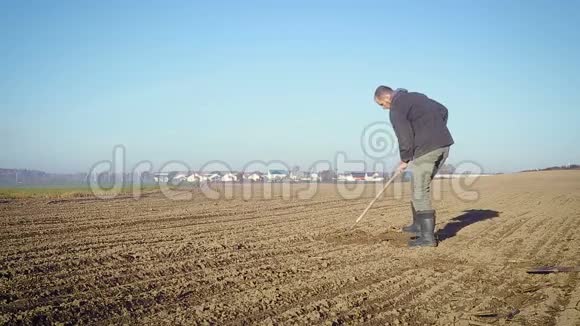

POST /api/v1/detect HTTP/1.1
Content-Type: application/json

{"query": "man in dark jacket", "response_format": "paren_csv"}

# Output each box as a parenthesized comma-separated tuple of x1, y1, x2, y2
(374, 85, 454, 247)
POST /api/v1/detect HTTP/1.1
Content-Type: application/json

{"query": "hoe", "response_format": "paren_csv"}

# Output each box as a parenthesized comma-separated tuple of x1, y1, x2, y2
(351, 169, 401, 229)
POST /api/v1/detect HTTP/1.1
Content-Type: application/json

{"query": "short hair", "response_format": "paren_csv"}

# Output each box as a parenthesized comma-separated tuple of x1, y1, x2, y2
(374, 85, 393, 99)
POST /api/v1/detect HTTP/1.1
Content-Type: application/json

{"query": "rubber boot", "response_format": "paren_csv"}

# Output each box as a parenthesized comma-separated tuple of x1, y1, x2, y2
(408, 210, 438, 247)
(402, 202, 419, 234)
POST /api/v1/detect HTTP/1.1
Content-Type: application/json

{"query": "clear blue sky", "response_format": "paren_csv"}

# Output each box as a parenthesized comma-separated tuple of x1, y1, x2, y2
(1, 0, 579, 173)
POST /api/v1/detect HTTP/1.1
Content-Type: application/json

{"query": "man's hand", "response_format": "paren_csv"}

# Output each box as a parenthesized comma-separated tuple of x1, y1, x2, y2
(397, 161, 409, 173)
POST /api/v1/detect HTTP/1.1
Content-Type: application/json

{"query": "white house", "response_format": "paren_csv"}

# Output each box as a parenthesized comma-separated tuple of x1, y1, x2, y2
(221, 173, 238, 182)
(299, 172, 321, 182)
(365, 172, 384, 182)
(187, 173, 201, 183)
(245, 173, 263, 182)
(311, 173, 321, 182)
(266, 170, 288, 182)
(337, 172, 383, 182)
(337, 173, 356, 182)
(153, 173, 169, 183)
(205, 173, 221, 182)
(170, 173, 188, 184)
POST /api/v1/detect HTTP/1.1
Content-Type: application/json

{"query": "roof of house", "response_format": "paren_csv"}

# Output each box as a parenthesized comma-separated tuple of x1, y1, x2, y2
(350, 172, 368, 178)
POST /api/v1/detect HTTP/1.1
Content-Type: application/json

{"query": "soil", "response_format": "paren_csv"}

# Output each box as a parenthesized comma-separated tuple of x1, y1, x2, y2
(1, 171, 579, 325)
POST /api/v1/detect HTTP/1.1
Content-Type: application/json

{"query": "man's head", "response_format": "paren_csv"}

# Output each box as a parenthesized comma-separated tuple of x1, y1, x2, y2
(374, 85, 393, 109)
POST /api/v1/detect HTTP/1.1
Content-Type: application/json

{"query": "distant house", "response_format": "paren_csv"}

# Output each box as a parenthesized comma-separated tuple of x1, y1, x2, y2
(205, 173, 221, 182)
(187, 173, 201, 183)
(299, 172, 321, 182)
(337, 172, 383, 182)
(172, 173, 188, 183)
(365, 172, 384, 182)
(311, 173, 321, 182)
(266, 170, 288, 182)
(221, 173, 238, 182)
(245, 172, 263, 182)
(350, 172, 367, 182)
(153, 173, 170, 183)
(337, 173, 355, 183)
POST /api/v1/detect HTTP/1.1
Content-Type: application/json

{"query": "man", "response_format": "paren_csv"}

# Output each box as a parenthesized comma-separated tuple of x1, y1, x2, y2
(374, 85, 454, 247)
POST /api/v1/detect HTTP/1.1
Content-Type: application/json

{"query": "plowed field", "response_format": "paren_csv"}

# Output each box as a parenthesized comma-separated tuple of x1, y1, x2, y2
(1, 171, 579, 325)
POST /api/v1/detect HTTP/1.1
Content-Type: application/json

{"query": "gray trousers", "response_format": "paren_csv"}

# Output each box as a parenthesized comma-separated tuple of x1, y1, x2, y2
(411, 146, 450, 212)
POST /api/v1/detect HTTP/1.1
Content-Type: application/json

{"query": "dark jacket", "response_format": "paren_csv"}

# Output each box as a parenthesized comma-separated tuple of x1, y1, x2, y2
(389, 89, 454, 162)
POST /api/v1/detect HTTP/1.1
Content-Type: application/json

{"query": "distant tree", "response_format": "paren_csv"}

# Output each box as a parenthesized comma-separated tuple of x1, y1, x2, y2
(168, 171, 179, 181)
(438, 164, 456, 174)
(319, 170, 337, 183)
